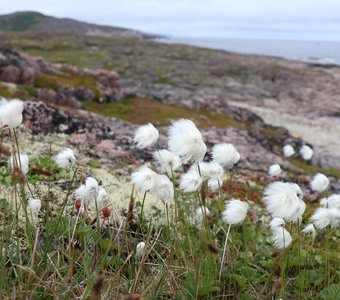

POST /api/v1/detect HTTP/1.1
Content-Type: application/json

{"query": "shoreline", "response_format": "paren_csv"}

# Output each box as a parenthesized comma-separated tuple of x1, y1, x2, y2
(157, 36, 340, 67)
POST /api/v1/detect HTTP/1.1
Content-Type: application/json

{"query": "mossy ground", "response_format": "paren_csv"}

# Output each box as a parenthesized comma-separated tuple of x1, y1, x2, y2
(84, 97, 243, 128)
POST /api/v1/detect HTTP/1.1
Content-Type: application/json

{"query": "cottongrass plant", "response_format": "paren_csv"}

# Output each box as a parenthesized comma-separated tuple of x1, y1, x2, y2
(2, 105, 340, 299)
(310, 173, 330, 193)
(269, 164, 282, 177)
(133, 123, 159, 149)
(300, 145, 314, 161)
(263, 182, 306, 222)
(283, 144, 295, 157)
(54, 148, 76, 169)
(220, 199, 249, 278)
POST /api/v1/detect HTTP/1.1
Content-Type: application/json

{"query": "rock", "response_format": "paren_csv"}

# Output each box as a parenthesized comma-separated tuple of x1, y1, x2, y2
(0, 47, 35, 85)
(68, 133, 98, 146)
(57, 65, 122, 103)
(96, 140, 129, 158)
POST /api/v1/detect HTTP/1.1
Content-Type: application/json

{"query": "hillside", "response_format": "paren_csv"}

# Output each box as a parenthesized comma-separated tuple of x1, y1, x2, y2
(0, 11, 156, 39)
(1, 24, 340, 299)
(0, 32, 340, 172)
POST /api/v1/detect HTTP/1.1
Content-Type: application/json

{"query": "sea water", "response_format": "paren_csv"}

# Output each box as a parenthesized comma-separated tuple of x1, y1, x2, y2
(161, 37, 340, 65)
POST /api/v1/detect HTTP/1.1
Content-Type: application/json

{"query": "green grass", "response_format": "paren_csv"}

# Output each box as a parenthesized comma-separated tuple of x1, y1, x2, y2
(1, 126, 340, 299)
(0, 83, 33, 100)
(34, 72, 100, 98)
(84, 97, 243, 128)
(289, 158, 340, 179)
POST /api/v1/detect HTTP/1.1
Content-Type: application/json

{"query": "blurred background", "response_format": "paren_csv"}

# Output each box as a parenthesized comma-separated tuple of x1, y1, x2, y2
(0, 0, 340, 174)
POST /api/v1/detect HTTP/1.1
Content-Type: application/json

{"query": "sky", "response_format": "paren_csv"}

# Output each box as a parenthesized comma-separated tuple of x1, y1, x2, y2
(1, 0, 340, 41)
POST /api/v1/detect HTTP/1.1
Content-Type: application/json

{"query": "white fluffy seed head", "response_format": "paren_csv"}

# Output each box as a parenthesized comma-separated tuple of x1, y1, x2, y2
(263, 182, 306, 222)
(28, 199, 42, 214)
(0, 99, 24, 128)
(75, 177, 99, 206)
(96, 187, 109, 209)
(133, 123, 159, 149)
(8, 153, 29, 174)
(152, 149, 182, 176)
(194, 206, 211, 229)
(208, 178, 223, 192)
(131, 166, 158, 193)
(151, 174, 174, 203)
(283, 145, 295, 157)
(269, 164, 282, 177)
(168, 119, 207, 163)
(270, 217, 285, 229)
(211, 143, 240, 168)
(300, 145, 313, 161)
(310, 173, 329, 193)
(271, 226, 292, 249)
(311, 207, 340, 230)
(189, 161, 224, 181)
(320, 194, 340, 210)
(302, 224, 317, 239)
(136, 242, 146, 259)
(206, 161, 224, 179)
(54, 148, 76, 169)
(179, 169, 203, 192)
(222, 199, 249, 225)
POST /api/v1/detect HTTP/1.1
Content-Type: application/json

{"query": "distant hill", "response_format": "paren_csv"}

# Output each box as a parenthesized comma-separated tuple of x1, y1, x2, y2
(0, 11, 157, 39)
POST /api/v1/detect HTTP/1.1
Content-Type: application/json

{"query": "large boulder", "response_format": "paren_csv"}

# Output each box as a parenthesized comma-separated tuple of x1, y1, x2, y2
(0, 47, 35, 85)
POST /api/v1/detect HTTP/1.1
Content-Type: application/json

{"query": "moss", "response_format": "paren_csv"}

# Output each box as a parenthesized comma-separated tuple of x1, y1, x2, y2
(0, 83, 32, 99)
(83, 97, 243, 128)
(88, 159, 101, 168)
(289, 158, 340, 179)
(262, 128, 280, 138)
(34, 72, 100, 98)
(20, 86, 38, 97)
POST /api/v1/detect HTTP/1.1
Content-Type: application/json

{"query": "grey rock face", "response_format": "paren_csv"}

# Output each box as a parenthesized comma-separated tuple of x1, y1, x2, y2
(0, 47, 35, 85)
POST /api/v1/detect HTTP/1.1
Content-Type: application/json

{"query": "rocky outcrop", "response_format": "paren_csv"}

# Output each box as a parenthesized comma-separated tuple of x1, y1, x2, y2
(0, 47, 122, 106)
(0, 47, 35, 85)
(57, 65, 122, 103)
(22, 100, 303, 173)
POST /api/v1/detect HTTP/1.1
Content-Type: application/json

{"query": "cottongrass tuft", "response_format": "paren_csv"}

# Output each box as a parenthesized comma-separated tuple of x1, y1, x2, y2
(222, 199, 249, 225)
(168, 119, 207, 163)
(136, 241, 146, 259)
(54, 148, 76, 169)
(270, 217, 285, 229)
(302, 223, 317, 239)
(133, 123, 159, 149)
(211, 143, 240, 168)
(300, 145, 313, 161)
(152, 149, 182, 176)
(96, 187, 109, 209)
(179, 169, 203, 192)
(28, 198, 42, 214)
(263, 182, 306, 222)
(151, 174, 174, 203)
(0, 99, 24, 128)
(131, 166, 158, 193)
(320, 194, 340, 210)
(269, 164, 282, 177)
(311, 207, 340, 230)
(194, 206, 211, 229)
(190, 161, 224, 180)
(208, 178, 223, 192)
(8, 153, 29, 175)
(271, 225, 292, 249)
(75, 177, 99, 206)
(283, 144, 295, 157)
(310, 173, 329, 193)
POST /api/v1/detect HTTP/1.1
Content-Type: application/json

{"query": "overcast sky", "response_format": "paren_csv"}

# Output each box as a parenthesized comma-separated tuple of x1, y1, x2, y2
(1, 0, 340, 40)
